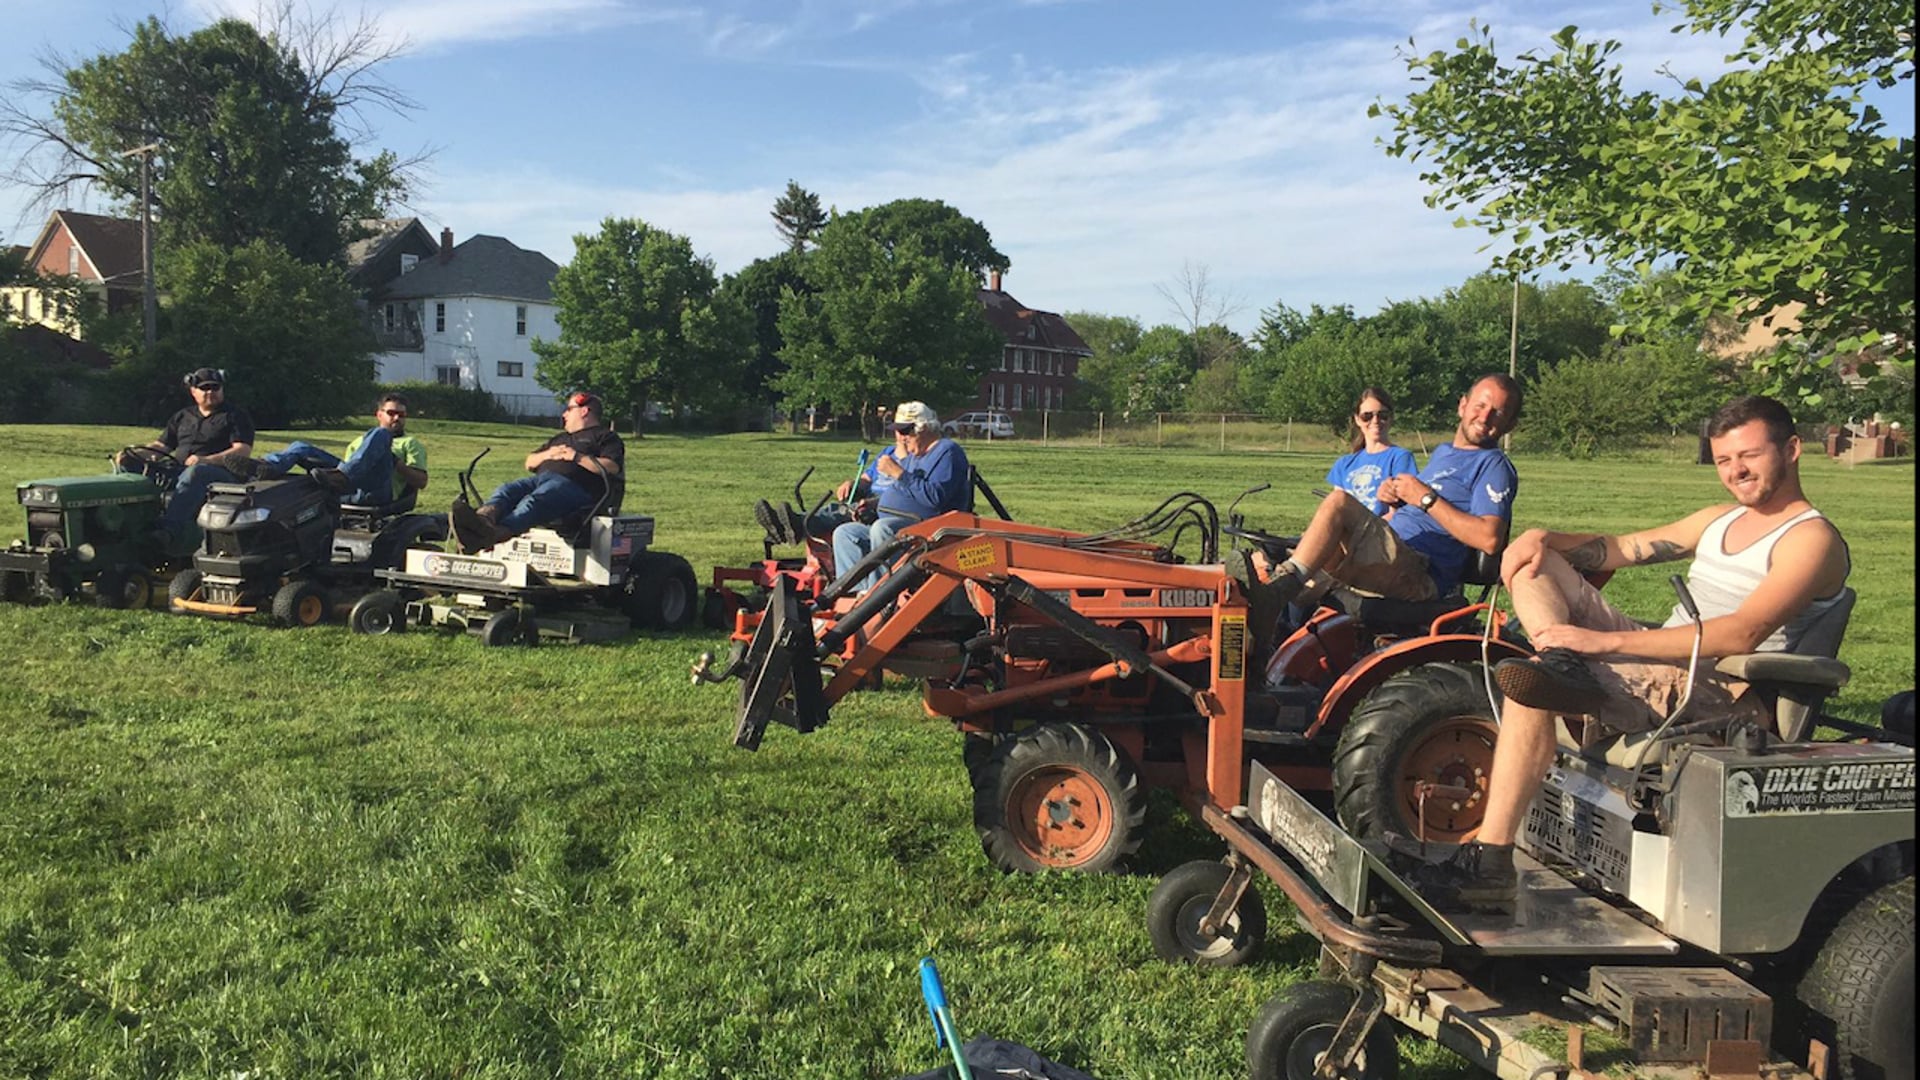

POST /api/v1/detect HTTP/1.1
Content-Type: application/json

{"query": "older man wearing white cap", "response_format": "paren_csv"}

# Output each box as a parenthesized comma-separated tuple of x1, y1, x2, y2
(830, 400, 972, 592)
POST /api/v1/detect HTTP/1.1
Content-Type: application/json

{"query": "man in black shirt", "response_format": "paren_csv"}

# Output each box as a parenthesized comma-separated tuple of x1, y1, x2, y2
(449, 391, 624, 554)
(122, 367, 256, 552)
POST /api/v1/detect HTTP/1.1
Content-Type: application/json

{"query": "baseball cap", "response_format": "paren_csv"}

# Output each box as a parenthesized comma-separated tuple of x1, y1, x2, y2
(187, 367, 224, 388)
(892, 401, 938, 431)
(567, 391, 601, 410)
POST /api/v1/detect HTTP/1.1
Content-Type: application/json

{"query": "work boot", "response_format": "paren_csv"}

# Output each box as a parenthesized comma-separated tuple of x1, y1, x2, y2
(310, 467, 352, 495)
(1402, 840, 1518, 913)
(754, 498, 792, 545)
(449, 500, 495, 555)
(1495, 648, 1607, 715)
(1224, 548, 1304, 651)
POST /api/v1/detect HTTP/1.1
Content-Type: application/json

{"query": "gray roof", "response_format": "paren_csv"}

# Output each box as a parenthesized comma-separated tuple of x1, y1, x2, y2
(374, 234, 558, 303)
(345, 217, 435, 274)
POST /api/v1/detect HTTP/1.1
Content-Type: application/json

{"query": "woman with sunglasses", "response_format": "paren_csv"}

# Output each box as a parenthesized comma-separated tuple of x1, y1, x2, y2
(1325, 387, 1416, 516)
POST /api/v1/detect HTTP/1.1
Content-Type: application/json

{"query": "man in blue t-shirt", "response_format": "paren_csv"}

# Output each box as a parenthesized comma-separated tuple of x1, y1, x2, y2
(831, 401, 971, 592)
(1232, 375, 1522, 625)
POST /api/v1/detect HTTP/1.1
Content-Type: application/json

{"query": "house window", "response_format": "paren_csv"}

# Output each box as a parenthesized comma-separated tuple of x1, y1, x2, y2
(68, 247, 80, 275)
(515, 305, 528, 336)
(998, 349, 1008, 372)
(1025, 385, 1038, 410)
(497, 361, 524, 378)
(435, 302, 446, 333)
(992, 383, 1004, 408)
(400, 253, 419, 274)
(383, 303, 397, 333)
(435, 366, 461, 387)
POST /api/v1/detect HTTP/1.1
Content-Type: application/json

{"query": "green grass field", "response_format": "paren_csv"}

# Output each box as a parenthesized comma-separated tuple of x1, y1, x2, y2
(0, 421, 1911, 1079)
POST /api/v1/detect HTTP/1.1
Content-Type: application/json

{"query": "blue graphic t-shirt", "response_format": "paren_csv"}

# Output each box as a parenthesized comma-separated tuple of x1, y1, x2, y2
(1326, 445, 1418, 515)
(1387, 443, 1518, 594)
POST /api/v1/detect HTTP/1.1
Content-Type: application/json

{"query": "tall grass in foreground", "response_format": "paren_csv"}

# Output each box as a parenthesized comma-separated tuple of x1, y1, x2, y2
(0, 424, 1911, 1078)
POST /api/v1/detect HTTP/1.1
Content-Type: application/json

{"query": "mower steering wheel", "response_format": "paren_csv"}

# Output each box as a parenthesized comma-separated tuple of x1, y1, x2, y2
(1221, 524, 1297, 561)
(119, 445, 183, 469)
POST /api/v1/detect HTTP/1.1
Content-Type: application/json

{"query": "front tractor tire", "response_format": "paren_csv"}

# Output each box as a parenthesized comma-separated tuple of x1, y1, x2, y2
(971, 722, 1146, 874)
(1333, 662, 1499, 844)
(1796, 875, 1914, 1080)
(272, 580, 328, 627)
(1248, 980, 1400, 1080)
(1147, 859, 1268, 968)
(349, 590, 405, 635)
(167, 568, 204, 611)
(93, 567, 152, 610)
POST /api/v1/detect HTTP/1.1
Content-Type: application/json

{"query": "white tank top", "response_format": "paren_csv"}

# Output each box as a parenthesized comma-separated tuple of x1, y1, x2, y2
(1662, 506, 1848, 653)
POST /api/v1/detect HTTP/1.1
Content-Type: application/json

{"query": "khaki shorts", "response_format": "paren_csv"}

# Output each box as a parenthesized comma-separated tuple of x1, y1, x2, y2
(1334, 512, 1439, 602)
(1558, 574, 1761, 738)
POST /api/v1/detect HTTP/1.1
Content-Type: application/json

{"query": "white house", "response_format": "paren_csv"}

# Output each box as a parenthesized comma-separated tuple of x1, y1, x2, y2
(368, 228, 564, 417)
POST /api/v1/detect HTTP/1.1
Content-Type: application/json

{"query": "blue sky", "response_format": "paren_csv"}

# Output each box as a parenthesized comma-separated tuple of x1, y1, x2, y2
(3, 0, 1912, 335)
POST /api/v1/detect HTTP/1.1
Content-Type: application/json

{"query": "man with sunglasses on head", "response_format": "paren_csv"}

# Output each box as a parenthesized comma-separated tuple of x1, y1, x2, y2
(120, 367, 256, 555)
(449, 391, 624, 554)
(829, 401, 971, 593)
(253, 392, 428, 506)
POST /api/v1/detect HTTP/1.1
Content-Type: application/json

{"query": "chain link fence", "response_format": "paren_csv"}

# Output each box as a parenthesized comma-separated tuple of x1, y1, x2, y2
(999, 411, 1447, 457)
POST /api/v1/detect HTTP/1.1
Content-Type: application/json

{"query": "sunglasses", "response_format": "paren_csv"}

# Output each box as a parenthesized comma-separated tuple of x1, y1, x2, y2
(1357, 409, 1391, 422)
(892, 424, 916, 434)
(382, 409, 407, 418)
(195, 384, 223, 392)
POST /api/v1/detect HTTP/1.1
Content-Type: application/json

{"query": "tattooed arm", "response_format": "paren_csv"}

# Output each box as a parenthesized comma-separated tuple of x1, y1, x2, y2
(1503, 506, 1729, 580)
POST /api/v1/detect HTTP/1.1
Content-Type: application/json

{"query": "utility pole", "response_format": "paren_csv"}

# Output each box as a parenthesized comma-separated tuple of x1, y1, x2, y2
(1506, 276, 1520, 451)
(119, 142, 161, 349)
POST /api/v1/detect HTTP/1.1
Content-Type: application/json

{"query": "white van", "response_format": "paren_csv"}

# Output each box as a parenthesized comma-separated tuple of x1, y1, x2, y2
(944, 410, 1016, 438)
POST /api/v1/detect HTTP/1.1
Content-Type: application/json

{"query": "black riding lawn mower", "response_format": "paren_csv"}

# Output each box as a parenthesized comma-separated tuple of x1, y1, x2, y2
(168, 471, 446, 626)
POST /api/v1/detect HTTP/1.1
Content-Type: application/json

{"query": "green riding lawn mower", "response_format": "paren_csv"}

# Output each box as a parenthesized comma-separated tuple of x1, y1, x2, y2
(0, 447, 190, 609)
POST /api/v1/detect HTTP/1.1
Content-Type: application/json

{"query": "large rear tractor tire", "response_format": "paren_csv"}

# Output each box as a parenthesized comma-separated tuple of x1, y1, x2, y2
(271, 580, 329, 627)
(167, 568, 204, 612)
(1147, 859, 1267, 968)
(971, 722, 1146, 874)
(1247, 980, 1400, 1080)
(1, 570, 30, 604)
(624, 552, 698, 631)
(1332, 662, 1499, 843)
(1796, 876, 1914, 1080)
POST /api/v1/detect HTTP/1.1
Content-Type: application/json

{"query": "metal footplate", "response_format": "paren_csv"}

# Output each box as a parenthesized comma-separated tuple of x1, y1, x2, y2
(732, 576, 827, 750)
(1245, 762, 1678, 956)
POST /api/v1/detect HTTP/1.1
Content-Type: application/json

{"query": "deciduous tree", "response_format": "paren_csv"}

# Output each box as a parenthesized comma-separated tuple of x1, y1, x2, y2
(2, 7, 418, 265)
(1373, 0, 1915, 392)
(774, 208, 1002, 439)
(533, 218, 753, 432)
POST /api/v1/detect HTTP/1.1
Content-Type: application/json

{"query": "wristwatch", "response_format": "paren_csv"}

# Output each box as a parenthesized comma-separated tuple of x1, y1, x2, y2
(1418, 491, 1439, 511)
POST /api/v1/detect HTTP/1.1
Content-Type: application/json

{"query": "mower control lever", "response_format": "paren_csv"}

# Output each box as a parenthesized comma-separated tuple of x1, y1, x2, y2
(1220, 524, 1296, 560)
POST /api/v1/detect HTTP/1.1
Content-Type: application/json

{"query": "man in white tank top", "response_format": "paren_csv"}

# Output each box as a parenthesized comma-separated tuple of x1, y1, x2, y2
(1413, 396, 1850, 911)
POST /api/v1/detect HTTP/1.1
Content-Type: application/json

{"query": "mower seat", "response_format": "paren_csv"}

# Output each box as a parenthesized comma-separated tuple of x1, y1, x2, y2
(339, 487, 419, 523)
(1329, 547, 1503, 637)
(1569, 587, 1857, 765)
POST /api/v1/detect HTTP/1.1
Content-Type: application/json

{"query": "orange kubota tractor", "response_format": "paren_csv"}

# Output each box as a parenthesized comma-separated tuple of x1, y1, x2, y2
(694, 489, 1528, 874)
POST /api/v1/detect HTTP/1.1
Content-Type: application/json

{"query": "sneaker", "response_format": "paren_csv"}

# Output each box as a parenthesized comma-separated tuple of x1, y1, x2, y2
(310, 467, 352, 495)
(754, 498, 792, 545)
(449, 500, 495, 554)
(1495, 648, 1607, 715)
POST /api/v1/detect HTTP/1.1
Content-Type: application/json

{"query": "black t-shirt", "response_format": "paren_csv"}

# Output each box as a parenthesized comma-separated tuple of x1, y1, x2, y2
(536, 425, 626, 508)
(161, 403, 255, 462)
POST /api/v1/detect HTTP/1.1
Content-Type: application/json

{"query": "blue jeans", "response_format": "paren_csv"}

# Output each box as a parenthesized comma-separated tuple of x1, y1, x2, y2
(163, 463, 242, 538)
(485, 473, 598, 537)
(831, 515, 911, 593)
(259, 427, 395, 505)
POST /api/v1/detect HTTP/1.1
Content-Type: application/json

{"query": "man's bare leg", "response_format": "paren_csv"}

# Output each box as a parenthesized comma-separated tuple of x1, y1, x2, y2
(1476, 701, 1558, 845)
(1501, 546, 1584, 631)
(1249, 489, 1372, 598)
